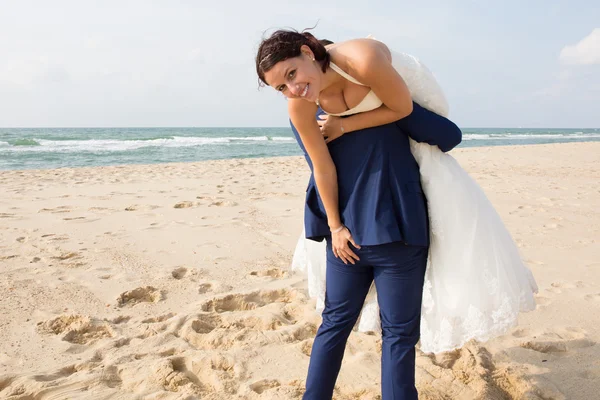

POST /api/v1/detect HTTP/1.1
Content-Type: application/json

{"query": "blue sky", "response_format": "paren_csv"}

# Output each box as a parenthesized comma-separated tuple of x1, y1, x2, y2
(0, 0, 598, 128)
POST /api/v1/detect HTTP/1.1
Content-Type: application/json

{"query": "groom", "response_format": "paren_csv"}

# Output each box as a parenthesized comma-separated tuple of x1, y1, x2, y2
(291, 95, 461, 398)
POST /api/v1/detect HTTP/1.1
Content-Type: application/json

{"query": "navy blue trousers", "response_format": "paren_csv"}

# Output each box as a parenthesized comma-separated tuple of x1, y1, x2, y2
(303, 241, 428, 400)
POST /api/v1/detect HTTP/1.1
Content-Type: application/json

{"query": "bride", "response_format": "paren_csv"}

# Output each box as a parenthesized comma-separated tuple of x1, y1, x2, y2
(289, 35, 539, 355)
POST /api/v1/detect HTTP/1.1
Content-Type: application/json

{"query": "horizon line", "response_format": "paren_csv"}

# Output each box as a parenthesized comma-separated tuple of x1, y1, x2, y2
(1, 126, 599, 130)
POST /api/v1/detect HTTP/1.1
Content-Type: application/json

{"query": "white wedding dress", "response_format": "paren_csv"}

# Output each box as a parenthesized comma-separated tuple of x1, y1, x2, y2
(291, 45, 538, 354)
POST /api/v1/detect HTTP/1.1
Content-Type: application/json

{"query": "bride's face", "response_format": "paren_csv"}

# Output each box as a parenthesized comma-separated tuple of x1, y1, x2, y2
(264, 46, 322, 102)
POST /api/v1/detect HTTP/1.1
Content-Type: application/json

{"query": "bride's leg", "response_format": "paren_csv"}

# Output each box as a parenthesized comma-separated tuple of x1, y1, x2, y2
(372, 243, 427, 400)
(303, 243, 372, 399)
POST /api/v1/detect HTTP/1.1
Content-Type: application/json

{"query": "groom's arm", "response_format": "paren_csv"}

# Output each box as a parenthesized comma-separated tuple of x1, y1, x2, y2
(320, 102, 462, 152)
(396, 102, 462, 152)
(295, 102, 462, 152)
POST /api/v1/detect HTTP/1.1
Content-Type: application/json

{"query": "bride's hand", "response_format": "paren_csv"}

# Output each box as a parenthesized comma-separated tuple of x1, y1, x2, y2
(331, 226, 361, 264)
(317, 114, 346, 143)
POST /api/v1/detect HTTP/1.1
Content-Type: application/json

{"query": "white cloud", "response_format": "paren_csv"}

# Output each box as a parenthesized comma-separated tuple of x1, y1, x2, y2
(84, 36, 107, 50)
(1, 57, 51, 86)
(37, 66, 71, 84)
(186, 48, 203, 62)
(560, 28, 600, 65)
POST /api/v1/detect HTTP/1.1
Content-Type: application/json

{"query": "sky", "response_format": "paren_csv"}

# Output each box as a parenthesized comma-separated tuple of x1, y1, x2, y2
(0, 0, 598, 128)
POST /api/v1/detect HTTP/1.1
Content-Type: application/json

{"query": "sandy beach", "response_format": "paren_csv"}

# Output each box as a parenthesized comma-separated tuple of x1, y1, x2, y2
(0, 142, 599, 399)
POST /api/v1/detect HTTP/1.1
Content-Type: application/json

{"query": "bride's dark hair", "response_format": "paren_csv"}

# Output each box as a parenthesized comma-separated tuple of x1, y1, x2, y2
(256, 29, 331, 86)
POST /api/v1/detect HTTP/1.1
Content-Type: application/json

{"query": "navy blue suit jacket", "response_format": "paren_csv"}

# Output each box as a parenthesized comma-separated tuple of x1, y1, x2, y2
(291, 102, 462, 246)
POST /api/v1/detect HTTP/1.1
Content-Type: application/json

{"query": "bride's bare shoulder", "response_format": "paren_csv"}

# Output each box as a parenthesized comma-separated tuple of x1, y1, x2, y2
(328, 39, 391, 67)
(328, 38, 392, 77)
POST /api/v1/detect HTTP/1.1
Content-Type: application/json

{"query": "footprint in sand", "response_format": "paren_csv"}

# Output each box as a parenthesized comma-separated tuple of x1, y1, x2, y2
(425, 348, 465, 369)
(200, 289, 298, 313)
(142, 313, 176, 324)
(298, 339, 314, 357)
(39, 206, 73, 214)
(0, 376, 14, 391)
(173, 201, 195, 209)
(198, 282, 213, 294)
(206, 353, 237, 373)
(249, 379, 282, 394)
(147, 357, 206, 394)
(144, 222, 162, 230)
(43, 234, 70, 242)
(196, 280, 229, 294)
(209, 200, 238, 207)
(231, 310, 298, 331)
(136, 324, 170, 340)
(583, 293, 600, 302)
(249, 268, 288, 279)
(195, 196, 238, 207)
(109, 316, 131, 324)
(63, 216, 86, 221)
(520, 340, 568, 353)
(509, 204, 531, 215)
(33, 364, 80, 383)
(51, 251, 85, 268)
(171, 267, 188, 279)
(37, 315, 114, 344)
(172, 353, 242, 394)
(549, 281, 585, 291)
(117, 286, 163, 307)
(189, 314, 222, 334)
(519, 328, 596, 353)
(98, 365, 123, 388)
(534, 296, 552, 308)
(0, 366, 89, 399)
(158, 348, 178, 357)
(182, 302, 311, 351)
(415, 344, 552, 399)
(546, 283, 564, 294)
(511, 328, 530, 338)
(52, 251, 82, 261)
(0, 213, 18, 219)
(543, 223, 562, 229)
(124, 204, 160, 211)
(88, 206, 114, 212)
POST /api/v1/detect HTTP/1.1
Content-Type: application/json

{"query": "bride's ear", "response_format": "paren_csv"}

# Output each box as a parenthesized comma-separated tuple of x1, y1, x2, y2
(300, 45, 315, 60)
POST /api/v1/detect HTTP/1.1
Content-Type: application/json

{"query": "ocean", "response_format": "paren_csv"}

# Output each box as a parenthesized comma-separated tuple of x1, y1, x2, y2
(1, 127, 598, 171)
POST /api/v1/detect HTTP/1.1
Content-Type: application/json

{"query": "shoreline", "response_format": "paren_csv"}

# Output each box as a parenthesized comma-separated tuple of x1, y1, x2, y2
(0, 140, 598, 174)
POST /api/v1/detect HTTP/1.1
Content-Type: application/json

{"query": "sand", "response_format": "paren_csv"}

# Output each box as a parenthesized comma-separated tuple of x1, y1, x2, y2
(0, 142, 598, 399)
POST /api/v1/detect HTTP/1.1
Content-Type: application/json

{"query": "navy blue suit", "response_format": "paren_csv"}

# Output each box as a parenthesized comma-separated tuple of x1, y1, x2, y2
(291, 102, 461, 399)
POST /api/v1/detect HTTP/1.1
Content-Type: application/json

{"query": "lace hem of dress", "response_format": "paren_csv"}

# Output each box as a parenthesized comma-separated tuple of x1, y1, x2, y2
(419, 278, 536, 354)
